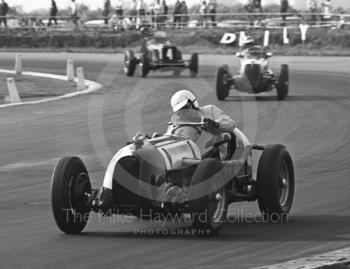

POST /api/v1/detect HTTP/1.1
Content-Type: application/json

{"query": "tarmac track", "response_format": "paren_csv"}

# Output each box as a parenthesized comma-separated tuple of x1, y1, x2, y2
(0, 53, 349, 269)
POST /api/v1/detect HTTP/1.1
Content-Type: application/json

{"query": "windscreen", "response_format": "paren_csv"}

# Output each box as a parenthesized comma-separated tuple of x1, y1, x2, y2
(245, 46, 266, 59)
(171, 109, 203, 125)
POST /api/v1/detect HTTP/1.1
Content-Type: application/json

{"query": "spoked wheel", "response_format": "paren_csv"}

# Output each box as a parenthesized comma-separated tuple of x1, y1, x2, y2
(257, 144, 295, 223)
(141, 52, 150, 77)
(124, 50, 137, 77)
(189, 158, 228, 236)
(51, 157, 92, 234)
(216, 65, 231, 101)
(276, 64, 289, 100)
(189, 52, 199, 77)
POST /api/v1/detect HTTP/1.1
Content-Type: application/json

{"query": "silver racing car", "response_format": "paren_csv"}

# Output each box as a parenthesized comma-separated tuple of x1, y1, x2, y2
(51, 109, 295, 235)
(216, 45, 289, 100)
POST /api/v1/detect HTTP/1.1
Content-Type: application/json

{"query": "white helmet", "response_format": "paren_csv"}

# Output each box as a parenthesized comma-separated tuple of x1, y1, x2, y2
(171, 90, 199, 112)
(243, 35, 254, 45)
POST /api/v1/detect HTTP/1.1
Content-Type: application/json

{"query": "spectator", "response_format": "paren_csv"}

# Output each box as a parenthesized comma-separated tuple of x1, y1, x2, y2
(173, 0, 182, 28)
(71, 0, 78, 26)
(115, 0, 123, 20)
(129, 0, 137, 25)
(103, 0, 111, 25)
(154, 0, 161, 28)
(280, 0, 288, 26)
(48, 0, 58, 26)
(150, 0, 155, 26)
(199, 1, 207, 28)
(180, 0, 188, 28)
(0, 0, 9, 28)
(208, 0, 217, 27)
(161, 0, 168, 28)
(245, 0, 263, 24)
(307, 0, 318, 24)
(322, 0, 331, 21)
(137, 0, 146, 29)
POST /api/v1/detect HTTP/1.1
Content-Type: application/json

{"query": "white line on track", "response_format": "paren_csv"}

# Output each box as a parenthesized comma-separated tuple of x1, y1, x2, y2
(254, 247, 350, 269)
(0, 69, 103, 108)
(0, 159, 58, 172)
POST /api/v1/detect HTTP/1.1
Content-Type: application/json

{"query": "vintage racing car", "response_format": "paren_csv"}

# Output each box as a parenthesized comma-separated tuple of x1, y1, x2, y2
(124, 31, 199, 78)
(51, 109, 295, 235)
(216, 45, 289, 100)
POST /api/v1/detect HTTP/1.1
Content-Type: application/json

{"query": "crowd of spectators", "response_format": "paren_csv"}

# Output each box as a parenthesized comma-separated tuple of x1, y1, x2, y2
(0, 0, 346, 30)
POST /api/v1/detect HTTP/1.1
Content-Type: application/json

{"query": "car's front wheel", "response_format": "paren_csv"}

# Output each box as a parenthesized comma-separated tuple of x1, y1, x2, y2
(141, 52, 150, 77)
(124, 50, 137, 77)
(189, 158, 228, 235)
(257, 145, 295, 223)
(189, 53, 199, 77)
(51, 157, 92, 234)
(216, 65, 231, 101)
(276, 64, 289, 100)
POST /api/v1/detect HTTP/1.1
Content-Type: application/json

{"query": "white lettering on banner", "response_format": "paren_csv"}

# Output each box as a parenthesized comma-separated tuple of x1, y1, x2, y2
(264, 30, 270, 47)
(299, 24, 310, 42)
(283, 27, 289, 45)
(239, 31, 246, 47)
(220, 33, 237, 45)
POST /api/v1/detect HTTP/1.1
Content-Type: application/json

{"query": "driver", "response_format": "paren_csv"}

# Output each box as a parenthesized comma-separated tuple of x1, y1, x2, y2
(158, 90, 236, 201)
(240, 35, 256, 55)
(169, 89, 235, 141)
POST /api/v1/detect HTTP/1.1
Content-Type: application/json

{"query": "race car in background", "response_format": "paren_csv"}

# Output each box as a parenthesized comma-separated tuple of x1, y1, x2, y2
(216, 45, 289, 101)
(124, 31, 199, 77)
(51, 109, 295, 236)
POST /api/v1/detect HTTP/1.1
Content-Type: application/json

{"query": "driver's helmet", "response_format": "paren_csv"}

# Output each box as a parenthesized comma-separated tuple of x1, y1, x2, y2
(171, 90, 199, 112)
(242, 35, 254, 46)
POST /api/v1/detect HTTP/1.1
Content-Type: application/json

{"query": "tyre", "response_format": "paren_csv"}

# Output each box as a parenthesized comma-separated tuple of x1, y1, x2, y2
(216, 65, 230, 101)
(276, 64, 289, 100)
(51, 157, 92, 234)
(189, 52, 199, 77)
(124, 50, 137, 77)
(141, 52, 150, 77)
(189, 158, 228, 235)
(257, 145, 295, 223)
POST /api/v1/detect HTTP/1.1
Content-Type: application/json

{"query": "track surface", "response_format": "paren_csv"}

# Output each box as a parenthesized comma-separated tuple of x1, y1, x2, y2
(0, 53, 349, 269)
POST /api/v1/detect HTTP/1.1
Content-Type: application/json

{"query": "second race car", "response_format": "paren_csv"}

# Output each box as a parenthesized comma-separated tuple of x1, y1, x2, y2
(124, 31, 199, 78)
(216, 45, 289, 100)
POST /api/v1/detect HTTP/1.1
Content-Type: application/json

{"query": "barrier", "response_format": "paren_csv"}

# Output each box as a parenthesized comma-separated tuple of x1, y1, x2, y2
(6, 78, 22, 104)
(15, 55, 23, 75)
(76, 67, 86, 91)
(67, 59, 75, 81)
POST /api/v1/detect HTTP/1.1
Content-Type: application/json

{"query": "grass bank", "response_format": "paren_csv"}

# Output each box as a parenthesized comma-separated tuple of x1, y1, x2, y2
(0, 73, 76, 101)
(0, 28, 349, 56)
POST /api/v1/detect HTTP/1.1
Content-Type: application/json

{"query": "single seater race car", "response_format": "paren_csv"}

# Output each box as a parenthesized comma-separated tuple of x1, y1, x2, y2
(216, 45, 289, 100)
(51, 109, 295, 235)
(124, 31, 199, 77)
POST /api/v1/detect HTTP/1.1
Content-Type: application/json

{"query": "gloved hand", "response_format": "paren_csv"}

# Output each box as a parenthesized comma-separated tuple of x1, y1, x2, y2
(204, 118, 219, 129)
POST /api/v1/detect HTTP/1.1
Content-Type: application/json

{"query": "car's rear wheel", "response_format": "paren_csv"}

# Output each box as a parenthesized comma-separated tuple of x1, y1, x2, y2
(276, 64, 289, 100)
(189, 52, 199, 77)
(189, 158, 228, 236)
(124, 50, 137, 77)
(257, 145, 295, 223)
(216, 65, 230, 101)
(141, 52, 150, 77)
(51, 157, 92, 234)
